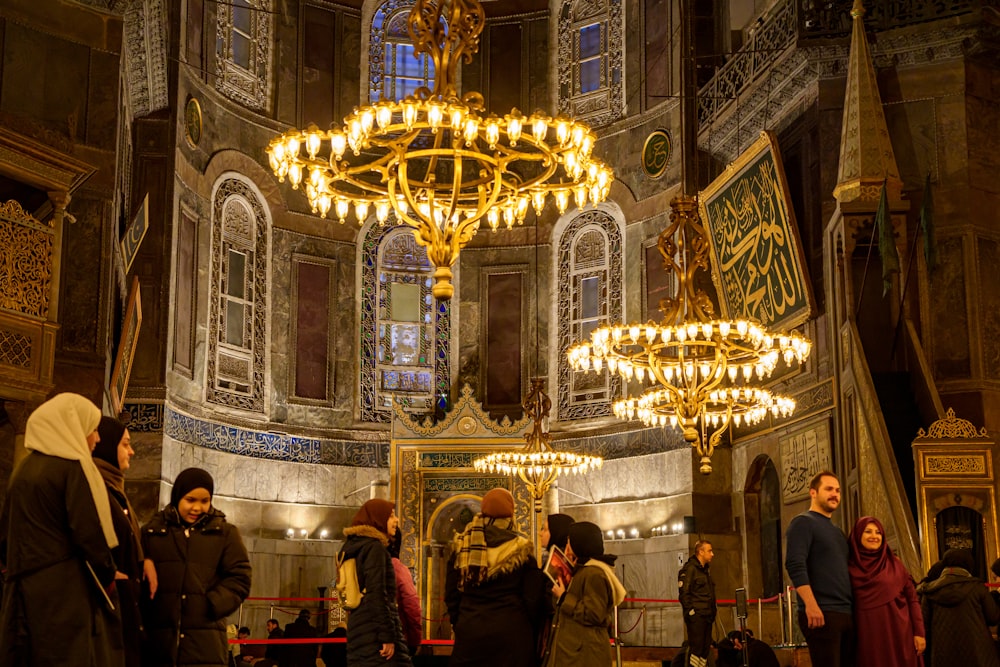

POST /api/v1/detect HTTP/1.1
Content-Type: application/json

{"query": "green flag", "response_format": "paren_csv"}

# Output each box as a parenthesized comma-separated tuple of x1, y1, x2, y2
(920, 172, 937, 272)
(876, 179, 899, 297)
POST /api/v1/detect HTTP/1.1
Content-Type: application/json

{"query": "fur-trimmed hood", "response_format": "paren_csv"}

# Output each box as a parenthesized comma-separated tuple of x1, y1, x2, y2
(343, 524, 390, 546)
(478, 534, 533, 582)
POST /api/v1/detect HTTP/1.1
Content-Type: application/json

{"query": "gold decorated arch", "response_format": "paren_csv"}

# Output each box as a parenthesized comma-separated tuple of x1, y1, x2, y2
(390, 384, 534, 640)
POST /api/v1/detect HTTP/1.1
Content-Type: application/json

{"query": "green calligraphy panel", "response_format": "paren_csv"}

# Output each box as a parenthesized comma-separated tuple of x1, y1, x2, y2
(699, 131, 813, 331)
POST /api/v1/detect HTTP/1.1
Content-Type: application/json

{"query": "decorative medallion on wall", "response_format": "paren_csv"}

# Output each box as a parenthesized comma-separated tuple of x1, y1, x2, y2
(641, 129, 671, 180)
(184, 97, 202, 148)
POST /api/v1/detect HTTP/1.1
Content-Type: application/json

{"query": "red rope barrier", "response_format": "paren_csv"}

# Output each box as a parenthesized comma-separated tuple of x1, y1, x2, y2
(244, 596, 339, 601)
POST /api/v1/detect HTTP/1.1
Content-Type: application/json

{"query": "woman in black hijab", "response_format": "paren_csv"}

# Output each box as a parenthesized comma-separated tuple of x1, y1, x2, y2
(93, 416, 148, 667)
(141, 467, 252, 667)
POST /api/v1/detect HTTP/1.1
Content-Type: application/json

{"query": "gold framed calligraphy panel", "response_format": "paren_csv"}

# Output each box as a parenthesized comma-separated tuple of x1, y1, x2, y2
(699, 131, 814, 331)
(110, 275, 143, 413)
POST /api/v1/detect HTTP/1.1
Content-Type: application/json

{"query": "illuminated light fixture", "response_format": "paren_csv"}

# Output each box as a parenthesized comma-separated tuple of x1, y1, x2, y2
(473, 378, 602, 513)
(265, 0, 613, 300)
(567, 195, 811, 474)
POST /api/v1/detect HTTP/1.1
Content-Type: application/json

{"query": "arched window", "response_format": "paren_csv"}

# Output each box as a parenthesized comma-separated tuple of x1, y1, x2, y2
(554, 209, 623, 420)
(215, 0, 273, 111)
(207, 177, 269, 413)
(359, 224, 452, 422)
(369, 0, 438, 103)
(557, 0, 624, 126)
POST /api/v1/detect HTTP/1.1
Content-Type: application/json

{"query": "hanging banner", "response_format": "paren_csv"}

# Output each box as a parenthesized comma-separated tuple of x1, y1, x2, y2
(699, 131, 814, 331)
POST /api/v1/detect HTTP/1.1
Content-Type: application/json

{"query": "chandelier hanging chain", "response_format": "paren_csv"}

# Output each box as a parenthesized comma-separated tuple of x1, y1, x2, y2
(567, 195, 811, 474)
(266, 0, 613, 300)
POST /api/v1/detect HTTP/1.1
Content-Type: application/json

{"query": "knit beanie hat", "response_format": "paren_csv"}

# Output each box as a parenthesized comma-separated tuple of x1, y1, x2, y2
(546, 513, 575, 550)
(942, 548, 974, 572)
(568, 521, 605, 562)
(480, 488, 514, 518)
(170, 467, 215, 507)
(350, 498, 395, 534)
(93, 416, 127, 469)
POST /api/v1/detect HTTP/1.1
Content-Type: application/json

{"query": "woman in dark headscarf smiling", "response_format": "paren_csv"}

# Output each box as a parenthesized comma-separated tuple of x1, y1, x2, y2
(93, 415, 148, 667)
(141, 467, 251, 667)
(848, 516, 924, 667)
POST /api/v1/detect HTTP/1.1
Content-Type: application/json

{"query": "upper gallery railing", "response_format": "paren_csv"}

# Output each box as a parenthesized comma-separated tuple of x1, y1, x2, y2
(697, 0, 981, 128)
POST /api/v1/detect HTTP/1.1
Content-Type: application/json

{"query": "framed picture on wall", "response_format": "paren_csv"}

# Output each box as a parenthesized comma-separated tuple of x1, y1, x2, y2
(779, 419, 832, 503)
(110, 275, 143, 413)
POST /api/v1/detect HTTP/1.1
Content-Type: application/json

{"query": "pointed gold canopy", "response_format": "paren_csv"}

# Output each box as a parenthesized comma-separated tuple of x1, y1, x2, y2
(833, 0, 903, 203)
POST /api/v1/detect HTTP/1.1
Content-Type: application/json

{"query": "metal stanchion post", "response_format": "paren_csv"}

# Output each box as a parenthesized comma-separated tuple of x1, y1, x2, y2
(785, 586, 794, 645)
(613, 605, 622, 667)
(757, 596, 763, 640)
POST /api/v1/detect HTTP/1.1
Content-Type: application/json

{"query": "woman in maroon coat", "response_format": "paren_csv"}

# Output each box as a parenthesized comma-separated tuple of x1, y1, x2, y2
(848, 516, 925, 667)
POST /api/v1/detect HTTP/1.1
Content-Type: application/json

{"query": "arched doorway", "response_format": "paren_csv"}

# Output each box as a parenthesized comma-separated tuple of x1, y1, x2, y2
(744, 455, 783, 598)
(423, 494, 482, 639)
(936, 505, 987, 578)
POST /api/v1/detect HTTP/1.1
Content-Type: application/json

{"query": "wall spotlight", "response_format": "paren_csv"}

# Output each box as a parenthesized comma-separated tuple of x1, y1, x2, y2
(286, 528, 294, 538)
(629, 528, 639, 538)
(616, 529, 625, 539)
(606, 530, 614, 539)
(299, 529, 308, 538)
(320, 529, 329, 539)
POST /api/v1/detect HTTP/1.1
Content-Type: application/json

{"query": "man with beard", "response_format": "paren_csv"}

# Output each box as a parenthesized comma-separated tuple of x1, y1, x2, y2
(785, 471, 854, 667)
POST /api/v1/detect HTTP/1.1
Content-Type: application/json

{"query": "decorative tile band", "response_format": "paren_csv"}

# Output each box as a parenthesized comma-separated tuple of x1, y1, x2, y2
(163, 406, 389, 466)
(162, 408, 685, 467)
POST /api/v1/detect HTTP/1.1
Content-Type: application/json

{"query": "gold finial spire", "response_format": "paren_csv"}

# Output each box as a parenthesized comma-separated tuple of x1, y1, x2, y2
(833, 0, 903, 203)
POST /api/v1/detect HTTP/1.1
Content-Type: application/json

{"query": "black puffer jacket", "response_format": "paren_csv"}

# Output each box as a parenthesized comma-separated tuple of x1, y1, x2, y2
(444, 529, 546, 667)
(339, 526, 411, 667)
(678, 555, 716, 619)
(919, 567, 1000, 667)
(140, 506, 251, 667)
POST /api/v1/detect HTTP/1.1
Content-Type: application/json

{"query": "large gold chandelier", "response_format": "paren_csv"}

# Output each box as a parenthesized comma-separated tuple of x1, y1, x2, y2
(265, 0, 613, 300)
(567, 196, 811, 474)
(474, 378, 602, 513)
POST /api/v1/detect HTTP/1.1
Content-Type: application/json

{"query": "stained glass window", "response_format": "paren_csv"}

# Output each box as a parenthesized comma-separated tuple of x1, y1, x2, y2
(370, 1, 440, 103)
(360, 224, 452, 421)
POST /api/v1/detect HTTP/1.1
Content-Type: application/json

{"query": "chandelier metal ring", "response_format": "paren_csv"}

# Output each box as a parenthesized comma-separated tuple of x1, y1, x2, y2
(266, 0, 614, 300)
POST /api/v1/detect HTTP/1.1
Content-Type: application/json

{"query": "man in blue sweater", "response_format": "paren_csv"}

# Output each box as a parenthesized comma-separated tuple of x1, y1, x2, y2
(784, 470, 854, 667)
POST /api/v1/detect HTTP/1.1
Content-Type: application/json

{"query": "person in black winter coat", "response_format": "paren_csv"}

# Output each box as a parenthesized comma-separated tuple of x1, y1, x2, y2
(339, 498, 411, 667)
(283, 609, 319, 667)
(918, 548, 1000, 667)
(141, 467, 252, 667)
(0, 393, 123, 667)
(93, 415, 150, 667)
(679, 540, 717, 667)
(445, 487, 546, 667)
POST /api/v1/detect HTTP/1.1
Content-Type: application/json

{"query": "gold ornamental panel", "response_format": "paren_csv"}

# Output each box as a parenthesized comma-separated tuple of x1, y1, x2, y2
(0, 200, 54, 320)
(922, 453, 990, 478)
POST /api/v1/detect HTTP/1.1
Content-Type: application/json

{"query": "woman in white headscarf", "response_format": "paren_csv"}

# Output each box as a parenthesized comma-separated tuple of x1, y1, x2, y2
(0, 393, 123, 667)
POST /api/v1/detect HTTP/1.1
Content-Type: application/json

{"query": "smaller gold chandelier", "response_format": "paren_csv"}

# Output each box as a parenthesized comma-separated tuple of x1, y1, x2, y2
(266, 0, 613, 300)
(474, 378, 602, 513)
(567, 196, 811, 474)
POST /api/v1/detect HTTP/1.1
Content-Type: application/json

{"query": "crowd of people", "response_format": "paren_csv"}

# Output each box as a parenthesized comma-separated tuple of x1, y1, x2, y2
(4, 397, 1000, 667)
(0, 393, 252, 667)
(785, 469, 1000, 667)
